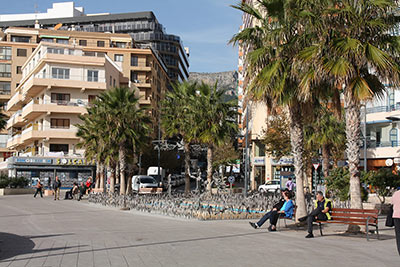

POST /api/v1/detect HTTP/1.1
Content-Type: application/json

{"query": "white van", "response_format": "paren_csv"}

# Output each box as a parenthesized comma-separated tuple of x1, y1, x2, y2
(132, 175, 159, 192)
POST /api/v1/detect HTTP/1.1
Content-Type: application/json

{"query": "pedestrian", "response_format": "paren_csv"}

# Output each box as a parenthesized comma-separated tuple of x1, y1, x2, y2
(392, 186, 400, 255)
(285, 177, 294, 192)
(78, 181, 86, 201)
(33, 180, 43, 198)
(47, 177, 51, 190)
(52, 176, 61, 200)
(85, 177, 93, 193)
(298, 191, 332, 238)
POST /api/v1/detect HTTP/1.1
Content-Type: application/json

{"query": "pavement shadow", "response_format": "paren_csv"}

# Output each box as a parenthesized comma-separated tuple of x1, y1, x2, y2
(0, 232, 84, 261)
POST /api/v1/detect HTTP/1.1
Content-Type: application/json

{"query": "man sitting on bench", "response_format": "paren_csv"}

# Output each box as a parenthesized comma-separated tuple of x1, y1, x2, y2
(298, 191, 332, 238)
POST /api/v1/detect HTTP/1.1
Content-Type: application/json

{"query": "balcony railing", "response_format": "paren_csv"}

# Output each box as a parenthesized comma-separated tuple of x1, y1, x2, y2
(366, 103, 400, 114)
(365, 140, 399, 148)
(34, 73, 106, 83)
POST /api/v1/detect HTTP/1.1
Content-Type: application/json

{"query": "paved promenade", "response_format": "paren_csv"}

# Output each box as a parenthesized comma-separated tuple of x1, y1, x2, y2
(0, 195, 398, 266)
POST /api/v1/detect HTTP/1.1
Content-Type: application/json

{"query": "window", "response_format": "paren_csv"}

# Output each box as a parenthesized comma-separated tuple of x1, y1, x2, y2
(0, 82, 11, 95)
(0, 46, 11, 60)
(88, 95, 97, 104)
(97, 40, 105, 47)
(79, 40, 87, 46)
(113, 78, 116, 87)
(11, 35, 30, 43)
(114, 54, 123, 62)
(49, 144, 69, 154)
(131, 55, 138, 66)
(16, 66, 22, 74)
(87, 70, 99, 82)
(56, 39, 69, 44)
(254, 142, 265, 157)
(0, 63, 11, 77)
(41, 38, 53, 43)
(130, 71, 138, 83)
(110, 75, 112, 85)
(390, 128, 398, 147)
(83, 51, 95, 57)
(47, 47, 64, 54)
(17, 49, 27, 57)
(389, 93, 395, 110)
(112, 42, 126, 48)
(51, 68, 70, 79)
(51, 93, 70, 104)
(51, 119, 70, 129)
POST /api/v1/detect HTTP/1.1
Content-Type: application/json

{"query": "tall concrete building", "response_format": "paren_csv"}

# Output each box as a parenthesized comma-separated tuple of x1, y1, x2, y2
(0, 1, 189, 83)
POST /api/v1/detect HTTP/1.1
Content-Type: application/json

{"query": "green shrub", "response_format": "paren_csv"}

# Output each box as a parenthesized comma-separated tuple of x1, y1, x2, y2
(0, 175, 10, 188)
(362, 168, 400, 203)
(325, 167, 368, 202)
(8, 177, 29, 188)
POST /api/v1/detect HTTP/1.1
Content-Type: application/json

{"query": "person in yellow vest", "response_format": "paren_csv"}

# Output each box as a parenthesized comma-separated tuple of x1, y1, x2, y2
(298, 191, 332, 238)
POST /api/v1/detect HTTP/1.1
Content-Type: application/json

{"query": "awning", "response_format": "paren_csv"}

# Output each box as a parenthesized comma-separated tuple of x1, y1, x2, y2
(39, 35, 69, 39)
(386, 114, 400, 121)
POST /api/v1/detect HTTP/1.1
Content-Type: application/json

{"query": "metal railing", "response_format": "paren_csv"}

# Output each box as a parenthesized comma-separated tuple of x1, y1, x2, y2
(33, 73, 106, 83)
(366, 103, 400, 114)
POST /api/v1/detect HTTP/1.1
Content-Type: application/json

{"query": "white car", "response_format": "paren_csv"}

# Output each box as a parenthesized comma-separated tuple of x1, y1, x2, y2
(132, 175, 159, 192)
(258, 180, 281, 193)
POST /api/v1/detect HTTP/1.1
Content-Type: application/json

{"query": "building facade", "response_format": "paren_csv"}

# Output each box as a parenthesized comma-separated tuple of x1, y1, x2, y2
(0, 1, 189, 83)
(2, 42, 130, 185)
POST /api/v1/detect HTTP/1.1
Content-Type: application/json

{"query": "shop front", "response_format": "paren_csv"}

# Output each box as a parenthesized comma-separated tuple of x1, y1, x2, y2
(4, 157, 96, 188)
(271, 157, 295, 188)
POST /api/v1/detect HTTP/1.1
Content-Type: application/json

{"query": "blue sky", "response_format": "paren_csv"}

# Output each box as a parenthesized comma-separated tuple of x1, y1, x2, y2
(3, 0, 242, 73)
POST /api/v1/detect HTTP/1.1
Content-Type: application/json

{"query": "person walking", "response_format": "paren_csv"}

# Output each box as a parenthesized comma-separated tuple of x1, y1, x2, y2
(392, 187, 400, 255)
(33, 180, 43, 198)
(53, 176, 61, 200)
(298, 191, 332, 238)
(285, 177, 294, 192)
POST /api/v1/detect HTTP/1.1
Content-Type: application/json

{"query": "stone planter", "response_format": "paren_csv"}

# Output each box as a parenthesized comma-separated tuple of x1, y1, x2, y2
(0, 188, 36, 196)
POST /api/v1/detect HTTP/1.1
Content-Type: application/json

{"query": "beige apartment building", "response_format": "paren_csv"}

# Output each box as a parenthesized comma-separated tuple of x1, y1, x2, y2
(0, 27, 169, 164)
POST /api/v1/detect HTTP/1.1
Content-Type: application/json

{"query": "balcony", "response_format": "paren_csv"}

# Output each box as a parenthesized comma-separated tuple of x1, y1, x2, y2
(366, 104, 400, 123)
(20, 74, 108, 98)
(132, 79, 151, 88)
(7, 134, 21, 149)
(6, 93, 23, 112)
(20, 126, 78, 144)
(19, 99, 88, 122)
(6, 110, 24, 129)
(139, 92, 151, 105)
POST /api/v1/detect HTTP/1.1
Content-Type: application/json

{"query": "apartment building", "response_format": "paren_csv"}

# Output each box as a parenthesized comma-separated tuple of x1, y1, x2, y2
(363, 88, 400, 170)
(0, 1, 189, 83)
(0, 27, 169, 162)
(2, 42, 131, 185)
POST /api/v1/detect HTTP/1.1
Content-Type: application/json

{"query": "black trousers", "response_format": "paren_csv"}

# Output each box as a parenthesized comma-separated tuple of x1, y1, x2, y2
(256, 210, 283, 227)
(307, 208, 328, 234)
(394, 218, 400, 256)
(34, 188, 42, 198)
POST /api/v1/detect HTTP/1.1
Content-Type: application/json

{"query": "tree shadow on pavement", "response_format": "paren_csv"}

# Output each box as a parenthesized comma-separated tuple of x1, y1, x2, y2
(0, 232, 84, 261)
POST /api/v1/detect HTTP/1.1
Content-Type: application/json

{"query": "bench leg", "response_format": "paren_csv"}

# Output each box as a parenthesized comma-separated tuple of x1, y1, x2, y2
(366, 223, 369, 241)
(319, 223, 323, 236)
(284, 218, 287, 228)
(375, 225, 380, 240)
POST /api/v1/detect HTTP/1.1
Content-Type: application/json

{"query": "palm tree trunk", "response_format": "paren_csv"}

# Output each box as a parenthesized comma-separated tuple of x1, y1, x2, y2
(99, 163, 104, 191)
(344, 89, 363, 209)
(116, 162, 120, 185)
(289, 104, 307, 220)
(206, 145, 213, 192)
(119, 145, 126, 195)
(95, 163, 100, 189)
(184, 141, 191, 195)
(322, 144, 330, 178)
(109, 164, 115, 195)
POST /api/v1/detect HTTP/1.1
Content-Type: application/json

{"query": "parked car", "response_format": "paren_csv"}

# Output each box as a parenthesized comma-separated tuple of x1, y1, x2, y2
(258, 180, 280, 193)
(132, 175, 159, 192)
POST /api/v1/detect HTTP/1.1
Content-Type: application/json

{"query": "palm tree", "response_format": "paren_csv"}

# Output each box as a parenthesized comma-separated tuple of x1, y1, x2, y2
(298, 0, 400, 209)
(0, 112, 7, 131)
(161, 81, 199, 195)
(230, 0, 319, 219)
(195, 82, 238, 192)
(77, 87, 150, 195)
(97, 87, 150, 195)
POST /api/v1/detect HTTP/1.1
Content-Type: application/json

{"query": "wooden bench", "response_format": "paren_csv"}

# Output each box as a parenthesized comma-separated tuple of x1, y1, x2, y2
(316, 208, 379, 241)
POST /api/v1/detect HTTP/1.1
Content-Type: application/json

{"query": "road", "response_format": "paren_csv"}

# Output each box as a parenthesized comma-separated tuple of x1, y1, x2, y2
(0, 195, 398, 266)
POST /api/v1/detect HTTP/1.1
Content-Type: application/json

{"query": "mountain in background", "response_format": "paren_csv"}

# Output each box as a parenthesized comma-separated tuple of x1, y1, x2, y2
(188, 71, 238, 102)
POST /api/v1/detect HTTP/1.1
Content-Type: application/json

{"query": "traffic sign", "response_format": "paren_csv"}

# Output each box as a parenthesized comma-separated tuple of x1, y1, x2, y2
(313, 163, 320, 170)
(228, 176, 235, 184)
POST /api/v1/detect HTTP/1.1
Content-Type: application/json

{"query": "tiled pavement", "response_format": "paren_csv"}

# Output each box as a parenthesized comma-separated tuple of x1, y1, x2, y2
(0, 195, 398, 266)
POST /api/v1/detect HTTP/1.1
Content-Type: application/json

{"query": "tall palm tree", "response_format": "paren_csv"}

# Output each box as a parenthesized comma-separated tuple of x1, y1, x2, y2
(97, 87, 150, 195)
(298, 0, 400, 209)
(230, 0, 319, 219)
(161, 81, 199, 195)
(195, 82, 238, 192)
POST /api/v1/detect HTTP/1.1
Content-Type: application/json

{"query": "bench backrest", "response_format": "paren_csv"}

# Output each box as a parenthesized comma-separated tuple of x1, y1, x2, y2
(330, 208, 379, 224)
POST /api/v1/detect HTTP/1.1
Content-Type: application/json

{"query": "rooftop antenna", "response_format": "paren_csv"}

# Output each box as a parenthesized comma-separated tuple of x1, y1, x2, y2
(34, 3, 41, 29)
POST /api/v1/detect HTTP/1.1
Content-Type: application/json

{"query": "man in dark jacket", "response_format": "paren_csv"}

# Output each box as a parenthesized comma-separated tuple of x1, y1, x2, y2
(52, 176, 61, 200)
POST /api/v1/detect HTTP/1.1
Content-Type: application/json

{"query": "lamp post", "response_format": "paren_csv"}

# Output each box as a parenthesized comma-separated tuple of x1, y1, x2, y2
(244, 106, 249, 197)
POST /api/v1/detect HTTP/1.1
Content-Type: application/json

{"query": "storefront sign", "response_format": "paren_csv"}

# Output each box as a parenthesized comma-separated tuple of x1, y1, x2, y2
(271, 157, 294, 166)
(253, 157, 265, 166)
(394, 158, 400, 164)
(55, 158, 94, 165)
(15, 158, 53, 164)
(385, 159, 394, 167)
